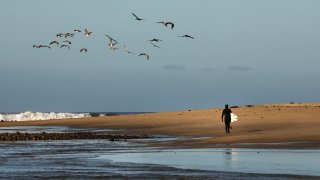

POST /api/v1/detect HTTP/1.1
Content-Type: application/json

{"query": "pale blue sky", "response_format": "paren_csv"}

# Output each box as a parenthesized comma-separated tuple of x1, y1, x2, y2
(1, 0, 320, 112)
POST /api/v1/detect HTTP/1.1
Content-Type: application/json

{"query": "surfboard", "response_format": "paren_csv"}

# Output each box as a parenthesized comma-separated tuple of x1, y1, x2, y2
(231, 113, 238, 122)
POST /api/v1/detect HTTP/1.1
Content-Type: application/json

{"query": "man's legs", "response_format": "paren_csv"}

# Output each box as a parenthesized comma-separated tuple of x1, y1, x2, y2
(225, 123, 229, 133)
(225, 121, 231, 133)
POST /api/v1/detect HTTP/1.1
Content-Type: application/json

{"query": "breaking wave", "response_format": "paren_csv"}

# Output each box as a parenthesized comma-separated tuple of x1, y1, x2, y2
(0, 111, 91, 122)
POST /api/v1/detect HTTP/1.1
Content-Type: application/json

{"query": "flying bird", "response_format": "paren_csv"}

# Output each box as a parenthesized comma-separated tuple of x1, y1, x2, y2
(84, 29, 92, 36)
(107, 41, 118, 51)
(60, 45, 70, 49)
(49, 41, 59, 46)
(65, 33, 74, 38)
(74, 29, 81, 33)
(63, 40, 72, 45)
(139, 53, 150, 60)
(80, 48, 87, 53)
(148, 41, 160, 49)
(124, 45, 134, 54)
(165, 22, 174, 29)
(150, 38, 162, 42)
(108, 43, 118, 51)
(179, 34, 194, 39)
(132, 13, 145, 21)
(56, 33, 63, 38)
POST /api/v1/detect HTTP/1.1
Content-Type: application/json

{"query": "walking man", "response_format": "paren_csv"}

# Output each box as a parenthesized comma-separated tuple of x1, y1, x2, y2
(221, 104, 232, 134)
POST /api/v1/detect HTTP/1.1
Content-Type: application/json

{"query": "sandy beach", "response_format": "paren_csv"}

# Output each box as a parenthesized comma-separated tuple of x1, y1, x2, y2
(2, 103, 320, 149)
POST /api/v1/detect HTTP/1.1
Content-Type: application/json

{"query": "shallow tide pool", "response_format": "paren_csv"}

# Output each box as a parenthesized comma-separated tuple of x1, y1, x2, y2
(98, 148, 320, 177)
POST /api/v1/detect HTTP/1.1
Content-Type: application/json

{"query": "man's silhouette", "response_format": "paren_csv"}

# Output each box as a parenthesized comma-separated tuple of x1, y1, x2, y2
(221, 104, 232, 134)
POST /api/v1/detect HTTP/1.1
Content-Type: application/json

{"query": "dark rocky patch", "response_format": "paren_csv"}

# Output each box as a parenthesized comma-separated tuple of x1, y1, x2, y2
(0, 132, 148, 142)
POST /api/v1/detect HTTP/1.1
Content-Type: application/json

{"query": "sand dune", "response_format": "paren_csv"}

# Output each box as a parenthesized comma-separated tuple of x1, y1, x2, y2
(1, 103, 320, 148)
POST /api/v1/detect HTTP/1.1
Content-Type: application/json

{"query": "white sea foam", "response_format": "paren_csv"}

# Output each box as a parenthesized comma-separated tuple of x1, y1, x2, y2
(0, 111, 91, 121)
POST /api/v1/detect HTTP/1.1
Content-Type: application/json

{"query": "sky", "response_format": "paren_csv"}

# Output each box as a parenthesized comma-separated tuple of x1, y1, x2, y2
(1, 0, 320, 112)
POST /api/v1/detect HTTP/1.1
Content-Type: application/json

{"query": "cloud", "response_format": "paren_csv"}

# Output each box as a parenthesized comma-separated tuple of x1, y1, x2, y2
(226, 65, 253, 71)
(162, 65, 186, 71)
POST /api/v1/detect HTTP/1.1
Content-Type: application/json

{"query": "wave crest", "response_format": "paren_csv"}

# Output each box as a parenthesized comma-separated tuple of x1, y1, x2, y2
(0, 111, 91, 121)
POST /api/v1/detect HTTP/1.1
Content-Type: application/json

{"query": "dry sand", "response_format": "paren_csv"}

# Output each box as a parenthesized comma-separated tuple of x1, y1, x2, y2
(1, 103, 320, 148)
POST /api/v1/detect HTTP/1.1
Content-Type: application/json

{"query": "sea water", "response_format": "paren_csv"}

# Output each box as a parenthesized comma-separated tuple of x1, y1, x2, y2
(99, 148, 320, 177)
(0, 111, 149, 121)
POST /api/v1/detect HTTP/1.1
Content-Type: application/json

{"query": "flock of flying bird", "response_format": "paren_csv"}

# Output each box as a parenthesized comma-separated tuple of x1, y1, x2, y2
(33, 13, 194, 60)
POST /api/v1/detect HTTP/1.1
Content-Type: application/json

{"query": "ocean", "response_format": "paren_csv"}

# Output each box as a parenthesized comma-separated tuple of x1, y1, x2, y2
(0, 111, 151, 122)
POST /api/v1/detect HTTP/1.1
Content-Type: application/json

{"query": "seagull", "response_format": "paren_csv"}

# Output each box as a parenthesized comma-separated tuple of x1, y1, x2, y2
(49, 41, 59, 46)
(65, 33, 74, 38)
(56, 33, 63, 38)
(80, 48, 87, 53)
(108, 42, 118, 51)
(124, 45, 134, 54)
(74, 29, 81, 33)
(148, 41, 160, 49)
(63, 40, 72, 45)
(60, 44, 70, 49)
(150, 38, 162, 42)
(132, 13, 145, 21)
(84, 29, 92, 36)
(139, 53, 150, 60)
(165, 22, 174, 29)
(33, 45, 40, 48)
(179, 34, 194, 39)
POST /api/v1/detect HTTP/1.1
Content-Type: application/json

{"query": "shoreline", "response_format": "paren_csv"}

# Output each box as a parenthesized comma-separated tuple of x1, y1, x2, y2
(1, 103, 320, 149)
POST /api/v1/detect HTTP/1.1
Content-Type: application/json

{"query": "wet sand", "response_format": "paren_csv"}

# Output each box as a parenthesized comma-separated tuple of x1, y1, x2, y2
(2, 103, 320, 149)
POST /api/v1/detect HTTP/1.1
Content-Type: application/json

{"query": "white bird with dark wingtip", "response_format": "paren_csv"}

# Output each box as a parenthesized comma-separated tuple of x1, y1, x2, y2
(150, 38, 162, 42)
(165, 22, 174, 29)
(109, 44, 118, 51)
(74, 29, 81, 33)
(84, 29, 92, 36)
(80, 48, 87, 53)
(124, 45, 134, 54)
(56, 33, 63, 38)
(108, 41, 118, 51)
(49, 41, 59, 46)
(179, 34, 194, 39)
(139, 53, 150, 60)
(132, 13, 145, 21)
(60, 44, 70, 49)
(65, 33, 74, 38)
